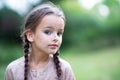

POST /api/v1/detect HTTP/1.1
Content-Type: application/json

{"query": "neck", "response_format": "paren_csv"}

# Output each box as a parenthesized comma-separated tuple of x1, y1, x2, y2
(29, 52, 50, 64)
(28, 50, 50, 70)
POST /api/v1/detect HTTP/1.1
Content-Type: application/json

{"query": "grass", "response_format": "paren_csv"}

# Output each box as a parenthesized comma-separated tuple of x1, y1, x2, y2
(61, 46, 120, 80)
(0, 45, 120, 80)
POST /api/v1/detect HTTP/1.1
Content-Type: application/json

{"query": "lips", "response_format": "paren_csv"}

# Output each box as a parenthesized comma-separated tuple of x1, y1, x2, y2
(48, 44, 58, 49)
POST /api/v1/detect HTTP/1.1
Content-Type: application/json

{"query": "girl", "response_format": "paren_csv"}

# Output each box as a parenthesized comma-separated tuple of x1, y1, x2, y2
(5, 2, 75, 80)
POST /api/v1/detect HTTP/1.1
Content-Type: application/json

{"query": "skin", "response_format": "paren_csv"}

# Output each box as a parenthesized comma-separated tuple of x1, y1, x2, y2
(26, 14, 65, 70)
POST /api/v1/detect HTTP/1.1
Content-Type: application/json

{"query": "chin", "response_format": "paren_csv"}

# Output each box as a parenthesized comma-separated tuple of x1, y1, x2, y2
(50, 50, 57, 55)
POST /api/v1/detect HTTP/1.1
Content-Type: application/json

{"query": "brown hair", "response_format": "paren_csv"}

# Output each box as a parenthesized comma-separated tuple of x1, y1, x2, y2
(21, 2, 65, 80)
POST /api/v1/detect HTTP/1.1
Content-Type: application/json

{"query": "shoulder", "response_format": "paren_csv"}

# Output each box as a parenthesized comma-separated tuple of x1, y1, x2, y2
(5, 57, 25, 80)
(50, 55, 72, 70)
(50, 55, 71, 70)
(59, 58, 71, 69)
(59, 57, 73, 73)
(59, 57, 76, 80)
(6, 57, 24, 71)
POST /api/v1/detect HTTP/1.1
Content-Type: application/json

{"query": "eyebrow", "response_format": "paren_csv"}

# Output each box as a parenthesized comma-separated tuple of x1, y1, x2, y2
(44, 26, 64, 31)
(44, 26, 54, 29)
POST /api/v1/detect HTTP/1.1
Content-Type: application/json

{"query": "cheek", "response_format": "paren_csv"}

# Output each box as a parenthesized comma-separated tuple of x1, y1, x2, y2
(35, 33, 45, 43)
(58, 38, 62, 49)
(37, 33, 50, 42)
(59, 37, 62, 44)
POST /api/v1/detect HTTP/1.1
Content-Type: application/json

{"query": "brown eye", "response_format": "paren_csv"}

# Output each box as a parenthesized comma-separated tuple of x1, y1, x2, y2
(57, 32, 62, 36)
(44, 30, 52, 35)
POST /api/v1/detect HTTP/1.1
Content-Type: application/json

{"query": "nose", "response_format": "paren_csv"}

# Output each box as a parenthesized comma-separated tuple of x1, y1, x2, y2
(53, 34, 58, 42)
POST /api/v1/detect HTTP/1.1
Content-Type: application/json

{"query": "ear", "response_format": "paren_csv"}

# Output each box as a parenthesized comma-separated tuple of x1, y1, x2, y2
(25, 30, 34, 42)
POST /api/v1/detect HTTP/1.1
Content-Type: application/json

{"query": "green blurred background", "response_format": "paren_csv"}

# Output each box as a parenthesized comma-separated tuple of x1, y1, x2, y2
(0, 0, 120, 80)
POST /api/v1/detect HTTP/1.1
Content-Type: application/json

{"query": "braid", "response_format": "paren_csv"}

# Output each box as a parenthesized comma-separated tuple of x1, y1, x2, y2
(53, 51, 62, 80)
(20, 3, 65, 80)
(23, 36, 29, 80)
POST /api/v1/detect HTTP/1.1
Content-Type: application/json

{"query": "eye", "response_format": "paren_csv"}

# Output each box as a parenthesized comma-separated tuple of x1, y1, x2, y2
(57, 32, 63, 36)
(44, 30, 52, 35)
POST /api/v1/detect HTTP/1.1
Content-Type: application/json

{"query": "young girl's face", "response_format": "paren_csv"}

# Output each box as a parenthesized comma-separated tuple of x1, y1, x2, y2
(29, 14, 65, 55)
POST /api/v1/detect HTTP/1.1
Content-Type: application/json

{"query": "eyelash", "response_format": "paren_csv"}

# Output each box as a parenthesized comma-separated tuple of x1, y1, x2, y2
(44, 30, 52, 35)
(57, 32, 62, 36)
(44, 30, 63, 36)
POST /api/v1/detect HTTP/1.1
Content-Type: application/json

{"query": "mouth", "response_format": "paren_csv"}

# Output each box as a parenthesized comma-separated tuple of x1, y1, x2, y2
(48, 44, 58, 49)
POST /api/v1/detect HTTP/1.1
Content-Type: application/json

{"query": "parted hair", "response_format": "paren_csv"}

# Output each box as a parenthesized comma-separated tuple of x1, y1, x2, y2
(20, 2, 65, 80)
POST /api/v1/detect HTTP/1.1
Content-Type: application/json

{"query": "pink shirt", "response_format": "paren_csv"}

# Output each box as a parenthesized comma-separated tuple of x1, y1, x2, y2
(5, 56, 75, 80)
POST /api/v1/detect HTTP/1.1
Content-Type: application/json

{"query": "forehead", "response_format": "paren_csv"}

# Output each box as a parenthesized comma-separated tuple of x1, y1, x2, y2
(37, 14, 65, 30)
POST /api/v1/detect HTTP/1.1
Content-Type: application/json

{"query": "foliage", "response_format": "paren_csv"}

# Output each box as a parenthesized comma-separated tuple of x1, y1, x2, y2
(1, 0, 120, 80)
(60, 0, 120, 50)
(0, 0, 120, 49)
(0, 7, 22, 43)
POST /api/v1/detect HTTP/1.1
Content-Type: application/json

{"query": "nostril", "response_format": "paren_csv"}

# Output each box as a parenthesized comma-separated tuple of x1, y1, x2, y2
(53, 37, 58, 42)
